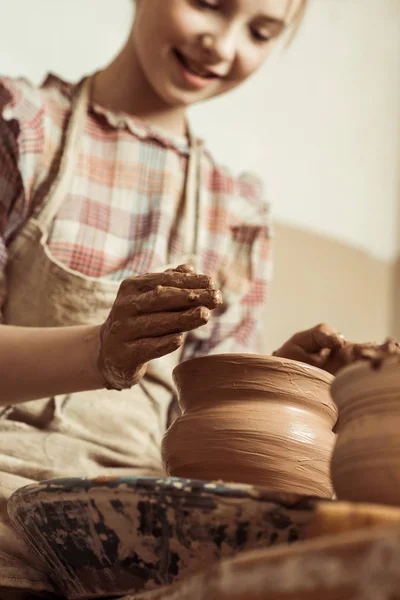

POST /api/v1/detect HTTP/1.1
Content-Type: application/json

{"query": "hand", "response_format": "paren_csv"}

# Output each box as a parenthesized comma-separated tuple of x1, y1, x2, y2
(324, 338, 400, 373)
(273, 323, 346, 375)
(98, 265, 223, 390)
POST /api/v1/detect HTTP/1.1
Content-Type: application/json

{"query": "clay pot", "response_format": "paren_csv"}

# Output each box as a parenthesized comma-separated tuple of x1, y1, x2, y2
(331, 357, 400, 506)
(162, 354, 337, 497)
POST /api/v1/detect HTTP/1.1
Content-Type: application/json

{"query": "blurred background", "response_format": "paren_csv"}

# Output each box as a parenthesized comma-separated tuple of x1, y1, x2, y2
(1, 0, 399, 350)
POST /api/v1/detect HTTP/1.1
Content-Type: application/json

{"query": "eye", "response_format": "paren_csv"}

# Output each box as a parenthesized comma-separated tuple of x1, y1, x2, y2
(251, 28, 272, 44)
(196, 0, 220, 10)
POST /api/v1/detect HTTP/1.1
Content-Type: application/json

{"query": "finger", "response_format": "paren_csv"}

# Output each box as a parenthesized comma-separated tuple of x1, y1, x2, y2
(290, 324, 345, 353)
(323, 351, 348, 375)
(274, 345, 330, 369)
(128, 333, 185, 365)
(122, 271, 217, 294)
(164, 264, 196, 275)
(132, 287, 223, 314)
(324, 342, 376, 375)
(171, 264, 196, 274)
(116, 307, 211, 341)
(351, 342, 380, 360)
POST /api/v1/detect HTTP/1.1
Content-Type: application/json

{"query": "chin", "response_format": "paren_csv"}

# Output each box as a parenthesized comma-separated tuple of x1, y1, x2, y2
(154, 82, 216, 109)
(162, 93, 194, 108)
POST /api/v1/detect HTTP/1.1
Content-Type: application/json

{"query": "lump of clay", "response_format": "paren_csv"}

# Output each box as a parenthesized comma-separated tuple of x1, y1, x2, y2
(331, 341, 400, 506)
(162, 354, 337, 498)
(325, 338, 400, 374)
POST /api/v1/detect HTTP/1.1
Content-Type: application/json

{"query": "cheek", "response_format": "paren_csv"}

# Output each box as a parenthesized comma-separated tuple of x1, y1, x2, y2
(232, 50, 270, 83)
(148, 3, 201, 48)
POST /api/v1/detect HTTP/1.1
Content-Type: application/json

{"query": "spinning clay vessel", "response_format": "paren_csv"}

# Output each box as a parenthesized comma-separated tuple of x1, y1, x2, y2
(331, 356, 400, 506)
(162, 354, 337, 497)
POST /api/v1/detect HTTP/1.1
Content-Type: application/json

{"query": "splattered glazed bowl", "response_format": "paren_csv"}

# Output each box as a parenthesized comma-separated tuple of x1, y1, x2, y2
(8, 476, 320, 599)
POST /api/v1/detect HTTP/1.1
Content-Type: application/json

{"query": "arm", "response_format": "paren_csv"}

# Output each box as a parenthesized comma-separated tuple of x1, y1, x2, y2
(0, 268, 222, 405)
(0, 324, 103, 405)
(0, 80, 222, 405)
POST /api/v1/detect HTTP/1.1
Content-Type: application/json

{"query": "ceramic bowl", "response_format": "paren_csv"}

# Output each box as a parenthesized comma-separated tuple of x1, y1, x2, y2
(8, 476, 320, 599)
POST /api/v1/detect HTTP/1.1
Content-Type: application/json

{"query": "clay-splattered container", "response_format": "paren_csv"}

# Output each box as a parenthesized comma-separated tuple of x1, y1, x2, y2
(123, 524, 400, 600)
(8, 477, 319, 600)
(162, 354, 337, 498)
(331, 357, 400, 506)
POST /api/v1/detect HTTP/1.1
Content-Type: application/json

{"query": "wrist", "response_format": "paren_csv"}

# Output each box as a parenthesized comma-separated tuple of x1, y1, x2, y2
(82, 324, 105, 389)
(96, 320, 147, 390)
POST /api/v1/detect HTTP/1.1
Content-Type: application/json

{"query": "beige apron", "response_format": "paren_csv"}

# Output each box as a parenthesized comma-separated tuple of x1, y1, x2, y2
(0, 78, 203, 595)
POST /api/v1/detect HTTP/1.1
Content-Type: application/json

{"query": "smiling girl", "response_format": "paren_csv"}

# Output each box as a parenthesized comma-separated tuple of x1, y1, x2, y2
(0, 1, 353, 596)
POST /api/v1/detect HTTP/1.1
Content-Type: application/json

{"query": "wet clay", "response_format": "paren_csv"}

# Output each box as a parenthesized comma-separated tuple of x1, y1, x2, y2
(270, 324, 397, 376)
(98, 265, 223, 390)
(326, 337, 400, 374)
(162, 354, 338, 497)
(331, 349, 400, 506)
(343, 337, 400, 368)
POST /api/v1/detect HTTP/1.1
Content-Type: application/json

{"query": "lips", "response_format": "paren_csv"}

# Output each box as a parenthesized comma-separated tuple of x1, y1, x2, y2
(174, 50, 219, 80)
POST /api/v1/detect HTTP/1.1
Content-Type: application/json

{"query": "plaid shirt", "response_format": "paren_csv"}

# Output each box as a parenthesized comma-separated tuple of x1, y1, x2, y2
(0, 74, 271, 356)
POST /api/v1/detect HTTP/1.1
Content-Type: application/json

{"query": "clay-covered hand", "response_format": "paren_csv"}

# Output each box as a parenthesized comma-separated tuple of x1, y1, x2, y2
(98, 265, 223, 390)
(273, 325, 400, 375)
(324, 338, 400, 373)
(273, 323, 346, 375)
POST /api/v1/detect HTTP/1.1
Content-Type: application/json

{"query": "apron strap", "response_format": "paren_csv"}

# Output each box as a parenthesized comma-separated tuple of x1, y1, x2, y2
(181, 126, 204, 266)
(36, 77, 92, 235)
(35, 75, 203, 266)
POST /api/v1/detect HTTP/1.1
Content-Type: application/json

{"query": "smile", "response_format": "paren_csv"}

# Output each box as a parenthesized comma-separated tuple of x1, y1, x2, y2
(174, 50, 220, 80)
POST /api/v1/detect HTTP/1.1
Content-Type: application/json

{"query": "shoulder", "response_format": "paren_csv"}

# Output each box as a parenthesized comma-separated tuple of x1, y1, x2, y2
(0, 73, 74, 157)
(0, 75, 43, 124)
(0, 76, 46, 170)
(204, 149, 269, 223)
(0, 73, 74, 135)
(0, 74, 75, 201)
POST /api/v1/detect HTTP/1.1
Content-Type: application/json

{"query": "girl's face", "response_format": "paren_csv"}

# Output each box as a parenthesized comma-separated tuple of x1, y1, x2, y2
(132, 0, 303, 108)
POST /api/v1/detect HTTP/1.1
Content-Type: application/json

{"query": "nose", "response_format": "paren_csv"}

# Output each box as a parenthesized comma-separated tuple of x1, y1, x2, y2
(199, 26, 238, 64)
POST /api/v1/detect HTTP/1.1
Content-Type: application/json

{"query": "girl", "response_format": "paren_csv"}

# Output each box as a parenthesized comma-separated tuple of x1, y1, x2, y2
(0, 0, 348, 596)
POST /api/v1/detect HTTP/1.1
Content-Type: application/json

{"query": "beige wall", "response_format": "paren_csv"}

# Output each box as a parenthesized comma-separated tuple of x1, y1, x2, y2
(192, 0, 400, 265)
(263, 223, 395, 354)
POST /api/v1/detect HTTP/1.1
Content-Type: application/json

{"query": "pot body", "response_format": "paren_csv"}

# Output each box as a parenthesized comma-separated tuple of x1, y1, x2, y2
(331, 358, 400, 506)
(162, 354, 337, 498)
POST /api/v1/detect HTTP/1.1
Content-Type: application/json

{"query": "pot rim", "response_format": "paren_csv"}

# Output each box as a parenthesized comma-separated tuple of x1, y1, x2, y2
(333, 355, 400, 382)
(332, 355, 400, 398)
(173, 353, 334, 385)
